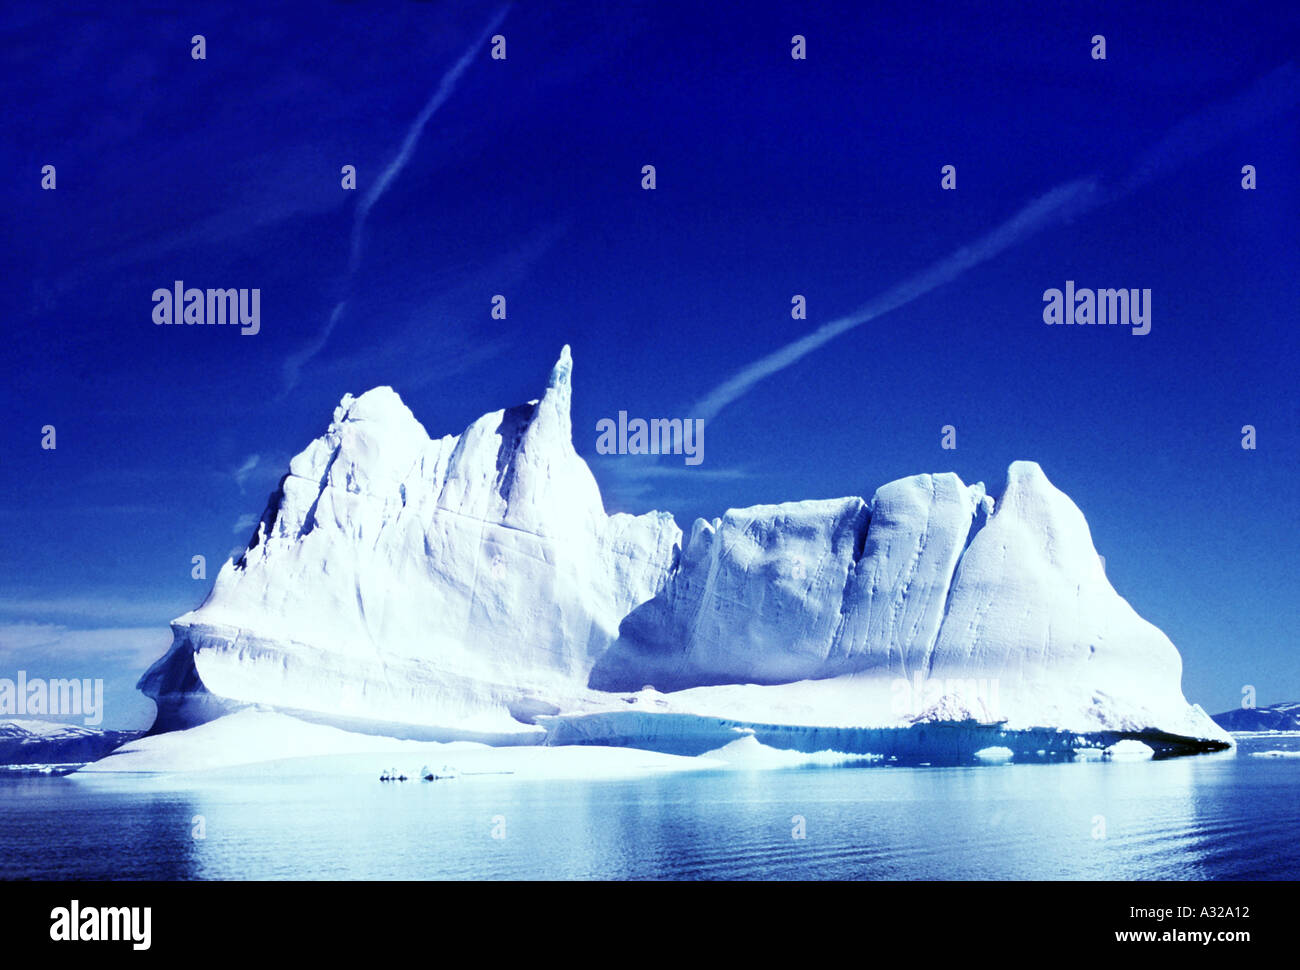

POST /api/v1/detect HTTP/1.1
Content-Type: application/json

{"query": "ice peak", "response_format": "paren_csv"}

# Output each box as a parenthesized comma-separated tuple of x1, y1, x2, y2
(993, 460, 1055, 511)
(534, 344, 574, 440)
(547, 344, 573, 390)
(329, 386, 425, 437)
(1006, 459, 1047, 482)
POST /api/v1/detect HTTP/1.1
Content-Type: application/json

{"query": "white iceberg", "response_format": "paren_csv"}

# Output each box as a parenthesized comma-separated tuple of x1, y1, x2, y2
(134, 346, 1231, 764)
(140, 347, 679, 741)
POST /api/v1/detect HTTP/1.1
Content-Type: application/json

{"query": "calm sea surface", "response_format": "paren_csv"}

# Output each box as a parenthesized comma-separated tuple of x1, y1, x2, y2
(2, 735, 1297, 880)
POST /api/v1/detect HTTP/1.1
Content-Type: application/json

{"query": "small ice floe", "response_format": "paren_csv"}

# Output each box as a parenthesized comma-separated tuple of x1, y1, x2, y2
(0, 763, 82, 776)
(1249, 750, 1300, 758)
(698, 733, 879, 769)
(1103, 740, 1154, 760)
(973, 746, 1013, 764)
(421, 764, 459, 780)
(1073, 747, 1105, 761)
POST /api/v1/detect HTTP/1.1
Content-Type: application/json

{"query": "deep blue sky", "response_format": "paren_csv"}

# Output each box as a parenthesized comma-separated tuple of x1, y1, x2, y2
(2, 0, 1297, 729)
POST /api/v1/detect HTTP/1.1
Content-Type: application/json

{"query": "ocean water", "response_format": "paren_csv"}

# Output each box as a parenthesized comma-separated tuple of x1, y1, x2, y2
(2, 735, 1297, 880)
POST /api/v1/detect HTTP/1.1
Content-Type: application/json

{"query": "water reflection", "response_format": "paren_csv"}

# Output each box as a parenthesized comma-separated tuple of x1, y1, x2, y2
(0, 738, 1295, 880)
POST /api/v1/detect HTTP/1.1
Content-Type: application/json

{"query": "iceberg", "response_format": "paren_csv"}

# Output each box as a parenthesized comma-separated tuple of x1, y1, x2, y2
(140, 346, 679, 742)
(136, 346, 1230, 762)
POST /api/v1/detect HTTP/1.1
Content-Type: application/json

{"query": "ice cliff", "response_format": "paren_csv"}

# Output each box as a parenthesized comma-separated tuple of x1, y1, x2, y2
(138, 347, 1230, 758)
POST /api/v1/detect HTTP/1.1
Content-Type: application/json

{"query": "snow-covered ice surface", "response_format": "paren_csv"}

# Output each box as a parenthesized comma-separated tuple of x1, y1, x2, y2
(699, 730, 881, 769)
(135, 346, 1230, 764)
(80, 710, 724, 779)
(81, 710, 460, 773)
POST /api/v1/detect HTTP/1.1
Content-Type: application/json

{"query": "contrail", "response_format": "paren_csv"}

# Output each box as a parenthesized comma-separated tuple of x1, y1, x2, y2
(348, 5, 511, 273)
(693, 178, 1100, 424)
(692, 62, 1300, 424)
(282, 5, 511, 396)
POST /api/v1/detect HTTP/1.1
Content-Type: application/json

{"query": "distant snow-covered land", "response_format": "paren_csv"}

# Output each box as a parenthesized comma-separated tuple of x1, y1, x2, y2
(1212, 702, 1300, 733)
(0, 719, 140, 769)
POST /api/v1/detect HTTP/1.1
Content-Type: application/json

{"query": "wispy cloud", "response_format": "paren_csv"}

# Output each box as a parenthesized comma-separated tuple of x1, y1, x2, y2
(590, 457, 757, 515)
(0, 594, 194, 627)
(0, 623, 173, 670)
(281, 4, 512, 396)
(299, 217, 569, 395)
(346, 5, 511, 273)
(691, 62, 1300, 424)
(233, 454, 261, 489)
(588, 456, 754, 481)
(1119, 62, 1300, 196)
(693, 178, 1099, 423)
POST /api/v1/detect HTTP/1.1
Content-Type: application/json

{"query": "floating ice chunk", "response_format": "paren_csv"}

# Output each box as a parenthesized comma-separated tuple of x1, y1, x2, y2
(700, 732, 880, 769)
(1103, 739, 1155, 760)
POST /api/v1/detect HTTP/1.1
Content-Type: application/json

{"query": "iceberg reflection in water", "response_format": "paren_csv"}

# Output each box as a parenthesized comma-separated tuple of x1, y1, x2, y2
(0, 735, 1295, 881)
